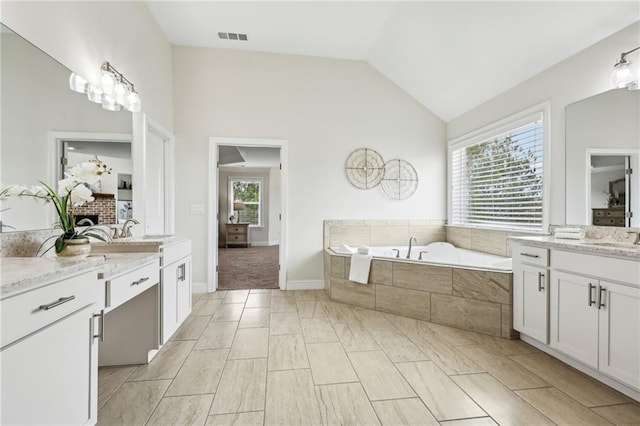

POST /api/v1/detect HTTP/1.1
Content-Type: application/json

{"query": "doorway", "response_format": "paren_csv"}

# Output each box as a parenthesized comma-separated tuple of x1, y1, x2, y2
(208, 138, 288, 292)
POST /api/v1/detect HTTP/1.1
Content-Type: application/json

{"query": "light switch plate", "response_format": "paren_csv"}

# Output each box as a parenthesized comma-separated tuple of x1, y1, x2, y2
(190, 204, 205, 215)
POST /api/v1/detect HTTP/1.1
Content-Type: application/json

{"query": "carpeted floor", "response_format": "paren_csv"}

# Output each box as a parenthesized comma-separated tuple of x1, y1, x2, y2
(217, 245, 279, 290)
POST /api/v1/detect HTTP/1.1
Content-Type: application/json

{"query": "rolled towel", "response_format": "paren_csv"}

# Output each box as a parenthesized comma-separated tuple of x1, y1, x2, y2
(555, 231, 585, 240)
(339, 243, 354, 253)
(357, 245, 370, 255)
(555, 227, 583, 234)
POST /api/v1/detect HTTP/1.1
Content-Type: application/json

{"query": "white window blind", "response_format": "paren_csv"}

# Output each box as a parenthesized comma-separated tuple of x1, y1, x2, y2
(450, 116, 544, 231)
(229, 178, 262, 226)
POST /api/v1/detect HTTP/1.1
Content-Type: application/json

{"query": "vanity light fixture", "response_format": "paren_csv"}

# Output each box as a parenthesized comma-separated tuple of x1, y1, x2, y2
(68, 62, 142, 112)
(610, 46, 640, 89)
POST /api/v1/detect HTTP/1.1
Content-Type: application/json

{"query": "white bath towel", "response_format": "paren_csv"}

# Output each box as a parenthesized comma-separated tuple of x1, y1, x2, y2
(357, 245, 371, 255)
(555, 232, 585, 240)
(332, 244, 356, 255)
(348, 253, 372, 285)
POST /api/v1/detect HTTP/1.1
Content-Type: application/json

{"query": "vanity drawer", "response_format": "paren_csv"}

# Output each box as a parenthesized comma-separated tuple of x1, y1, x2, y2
(1, 270, 99, 348)
(105, 259, 159, 309)
(512, 244, 549, 267)
(162, 240, 191, 266)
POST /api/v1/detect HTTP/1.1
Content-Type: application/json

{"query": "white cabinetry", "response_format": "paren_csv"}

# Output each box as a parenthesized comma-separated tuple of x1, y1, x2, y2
(161, 239, 192, 343)
(1, 270, 101, 425)
(512, 244, 549, 343)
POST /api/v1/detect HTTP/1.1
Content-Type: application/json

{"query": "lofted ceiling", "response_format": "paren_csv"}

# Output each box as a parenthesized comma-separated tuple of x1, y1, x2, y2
(146, 1, 640, 122)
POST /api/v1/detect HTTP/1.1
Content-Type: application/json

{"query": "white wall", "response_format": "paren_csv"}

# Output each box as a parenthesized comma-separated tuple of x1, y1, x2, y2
(269, 167, 281, 245)
(447, 21, 640, 226)
(173, 47, 446, 283)
(0, 1, 173, 129)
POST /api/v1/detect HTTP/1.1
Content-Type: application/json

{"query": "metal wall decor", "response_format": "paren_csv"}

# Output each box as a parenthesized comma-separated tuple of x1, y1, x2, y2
(380, 159, 419, 200)
(345, 148, 385, 189)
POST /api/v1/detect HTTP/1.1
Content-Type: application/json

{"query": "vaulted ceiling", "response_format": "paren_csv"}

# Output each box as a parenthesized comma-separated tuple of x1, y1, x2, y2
(146, 1, 639, 122)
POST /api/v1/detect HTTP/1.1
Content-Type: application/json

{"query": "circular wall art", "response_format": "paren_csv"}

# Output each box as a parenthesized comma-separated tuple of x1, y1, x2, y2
(345, 148, 385, 190)
(380, 159, 418, 200)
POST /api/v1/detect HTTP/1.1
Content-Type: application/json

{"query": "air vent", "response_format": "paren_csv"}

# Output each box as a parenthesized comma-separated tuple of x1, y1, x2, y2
(218, 32, 248, 41)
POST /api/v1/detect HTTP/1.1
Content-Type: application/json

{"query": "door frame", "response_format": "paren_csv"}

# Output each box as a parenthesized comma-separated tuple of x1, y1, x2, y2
(207, 137, 288, 292)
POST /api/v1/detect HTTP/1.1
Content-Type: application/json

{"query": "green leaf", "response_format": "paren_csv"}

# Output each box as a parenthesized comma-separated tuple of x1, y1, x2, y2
(55, 236, 65, 253)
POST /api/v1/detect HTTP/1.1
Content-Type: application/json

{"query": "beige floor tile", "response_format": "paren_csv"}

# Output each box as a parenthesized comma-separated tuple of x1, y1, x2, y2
(591, 403, 640, 425)
(170, 315, 211, 340)
(294, 290, 317, 302)
(396, 361, 485, 420)
(245, 293, 271, 308)
(316, 382, 381, 425)
(271, 289, 295, 299)
(192, 293, 204, 304)
(301, 317, 339, 343)
(97, 380, 171, 426)
(222, 290, 249, 304)
(271, 297, 298, 313)
(457, 344, 548, 390)
(128, 340, 195, 381)
(516, 387, 613, 426)
(166, 349, 228, 396)
(194, 321, 238, 350)
(209, 359, 267, 414)
(323, 301, 361, 323)
(452, 373, 554, 425)
(265, 369, 322, 425)
(332, 321, 380, 352)
(192, 299, 222, 316)
(250, 288, 272, 294)
(268, 334, 309, 371)
(97, 366, 137, 410)
(296, 300, 328, 318)
(313, 289, 331, 301)
(368, 328, 428, 362)
(206, 411, 264, 426)
(372, 398, 439, 426)
(439, 418, 498, 426)
(212, 303, 244, 322)
(348, 351, 415, 401)
(146, 394, 214, 425)
(408, 327, 484, 375)
(353, 307, 396, 329)
(239, 307, 270, 328)
(510, 353, 629, 407)
(228, 327, 269, 359)
(270, 312, 302, 335)
(307, 342, 359, 385)
(201, 291, 226, 300)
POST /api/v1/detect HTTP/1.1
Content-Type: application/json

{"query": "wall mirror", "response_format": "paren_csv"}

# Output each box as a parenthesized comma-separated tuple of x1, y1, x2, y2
(565, 88, 639, 228)
(0, 23, 133, 232)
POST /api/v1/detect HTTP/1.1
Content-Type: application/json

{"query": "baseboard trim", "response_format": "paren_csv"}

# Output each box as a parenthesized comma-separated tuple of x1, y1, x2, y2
(192, 282, 208, 293)
(286, 280, 325, 290)
(269, 240, 280, 246)
(250, 241, 268, 247)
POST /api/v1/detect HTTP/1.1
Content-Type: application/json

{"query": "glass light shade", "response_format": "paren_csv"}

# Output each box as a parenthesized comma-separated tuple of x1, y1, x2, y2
(86, 84, 103, 103)
(124, 91, 141, 112)
(69, 72, 88, 93)
(100, 70, 117, 96)
(101, 94, 121, 111)
(610, 60, 637, 89)
(114, 81, 129, 105)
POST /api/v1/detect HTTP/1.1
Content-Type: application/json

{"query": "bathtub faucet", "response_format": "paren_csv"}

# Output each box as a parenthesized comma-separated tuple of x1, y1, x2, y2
(391, 248, 400, 258)
(407, 236, 417, 259)
(418, 251, 429, 260)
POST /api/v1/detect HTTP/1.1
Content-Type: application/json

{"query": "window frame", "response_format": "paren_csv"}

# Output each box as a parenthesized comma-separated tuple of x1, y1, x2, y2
(228, 176, 263, 228)
(447, 102, 551, 233)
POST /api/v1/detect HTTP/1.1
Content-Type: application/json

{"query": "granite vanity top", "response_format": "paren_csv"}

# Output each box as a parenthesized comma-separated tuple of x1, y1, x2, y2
(509, 236, 640, 260)
(92, 252, 162, 280)
(91, 234, 190, 250)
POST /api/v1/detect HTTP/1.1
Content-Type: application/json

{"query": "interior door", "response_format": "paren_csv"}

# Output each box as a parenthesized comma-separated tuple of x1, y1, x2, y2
(145, 130, 165, 234)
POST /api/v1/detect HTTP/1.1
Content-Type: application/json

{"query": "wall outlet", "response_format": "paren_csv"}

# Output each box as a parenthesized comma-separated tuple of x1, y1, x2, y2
(190, 204, 205, 215)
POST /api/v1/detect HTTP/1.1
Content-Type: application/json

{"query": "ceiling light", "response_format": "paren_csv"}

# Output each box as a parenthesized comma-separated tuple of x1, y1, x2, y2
(86, 84, 103, 103)
(69, 73, 88, 93)
(610, 46, 640, 89)
(69, 62, 142, 112)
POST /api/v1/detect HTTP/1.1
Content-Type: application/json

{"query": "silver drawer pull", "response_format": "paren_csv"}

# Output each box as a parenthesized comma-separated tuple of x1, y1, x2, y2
(588, 283, 596, 306)
(521, 253, 540, 258)
(598, 286, 606, 309)
(131, 277, 150, 286)
(39, 295, 75, 311)
(93, 310, 105, 342)
(537, 272, 545, 292)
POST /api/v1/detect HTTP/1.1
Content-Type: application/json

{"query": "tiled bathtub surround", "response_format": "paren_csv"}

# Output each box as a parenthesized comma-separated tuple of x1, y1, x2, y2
(323, 220, 446, 249)
(325, 252, 516, 339)
(445, 225, 542, 257)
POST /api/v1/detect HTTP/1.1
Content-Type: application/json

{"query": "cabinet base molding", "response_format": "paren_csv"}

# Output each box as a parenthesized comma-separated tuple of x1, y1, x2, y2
(286, 280, 324, 290)
(520, 334, 640, 402)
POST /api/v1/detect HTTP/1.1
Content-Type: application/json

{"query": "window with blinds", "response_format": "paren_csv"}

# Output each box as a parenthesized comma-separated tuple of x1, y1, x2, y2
(229, 178, 262, 226)
(450, 113, 545, 231)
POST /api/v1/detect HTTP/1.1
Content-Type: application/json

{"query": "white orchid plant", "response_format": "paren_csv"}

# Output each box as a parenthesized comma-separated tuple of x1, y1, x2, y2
(0, 161, 112, 253)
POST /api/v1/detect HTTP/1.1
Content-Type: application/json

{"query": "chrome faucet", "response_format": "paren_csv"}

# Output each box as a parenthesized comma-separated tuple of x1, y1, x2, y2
(391, 248, 400, 258)
(120, 218, 140, 238)
(76, 218, 94, 226)
(628, 231, 640, 245)
(407, 236, 417, 259)
(418, 250, 429, 260)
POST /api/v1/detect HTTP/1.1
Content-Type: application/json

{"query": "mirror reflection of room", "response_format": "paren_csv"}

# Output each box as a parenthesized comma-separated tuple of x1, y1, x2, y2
(590, 155, 630, 227)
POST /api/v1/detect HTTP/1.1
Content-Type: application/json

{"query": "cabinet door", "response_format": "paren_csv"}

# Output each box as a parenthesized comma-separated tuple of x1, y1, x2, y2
(176, 256, 192, 325)
(598, 280, 640, 390)
(549, 271, 599, 368)
(513, 263, 548, 343)
(161, 261, 179, 344)
(1, 305, 96, 425)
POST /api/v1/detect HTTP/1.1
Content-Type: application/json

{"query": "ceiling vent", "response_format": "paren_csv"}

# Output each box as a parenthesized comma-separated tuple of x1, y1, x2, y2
(218, 32, 248, 41)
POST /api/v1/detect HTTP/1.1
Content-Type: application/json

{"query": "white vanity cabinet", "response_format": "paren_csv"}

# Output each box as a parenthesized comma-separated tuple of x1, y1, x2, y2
(512, 244, 549, 343)
(161, 239, 192, 343)
(550, 250, 640, 391)
(0, 269, 102, 425)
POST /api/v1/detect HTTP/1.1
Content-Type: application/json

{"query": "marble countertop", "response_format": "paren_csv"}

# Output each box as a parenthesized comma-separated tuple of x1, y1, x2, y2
(1, 256, 105, 299)
(91, 234, 190, 251)
(509, 236, 640, 260)
(92, 252, 162, 280)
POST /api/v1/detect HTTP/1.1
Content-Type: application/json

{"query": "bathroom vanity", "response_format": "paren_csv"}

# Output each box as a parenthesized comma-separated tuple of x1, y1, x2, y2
(0, 235, 192, 425)
(511, 236, 640, 401)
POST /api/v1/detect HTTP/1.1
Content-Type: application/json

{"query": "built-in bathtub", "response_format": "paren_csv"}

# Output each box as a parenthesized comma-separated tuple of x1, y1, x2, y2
(324, 242, 516, 338)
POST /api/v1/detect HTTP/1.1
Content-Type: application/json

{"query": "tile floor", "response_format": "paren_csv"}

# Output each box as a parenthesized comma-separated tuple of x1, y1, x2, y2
(97, 289, 640, 425)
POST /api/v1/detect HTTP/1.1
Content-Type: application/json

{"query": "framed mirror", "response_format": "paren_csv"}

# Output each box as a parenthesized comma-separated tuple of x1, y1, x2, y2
(0, 23, 133, 232)
(565, 88, 640, 227)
